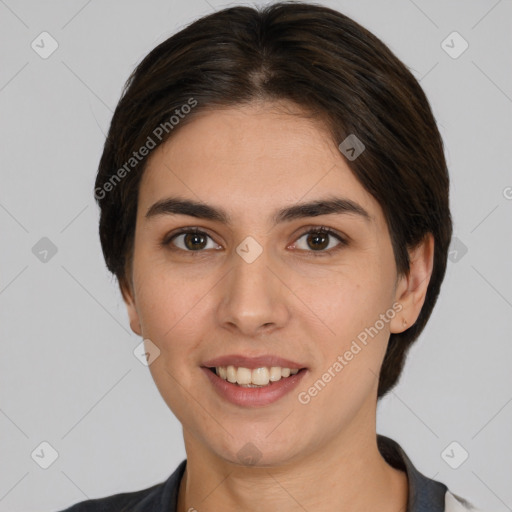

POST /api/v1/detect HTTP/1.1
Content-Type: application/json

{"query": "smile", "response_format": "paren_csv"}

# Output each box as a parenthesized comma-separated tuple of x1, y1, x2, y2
(202, 366, 308, 407)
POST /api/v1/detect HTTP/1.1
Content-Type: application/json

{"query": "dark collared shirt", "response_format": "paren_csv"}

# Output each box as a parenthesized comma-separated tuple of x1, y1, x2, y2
(58, 435, 477, 511)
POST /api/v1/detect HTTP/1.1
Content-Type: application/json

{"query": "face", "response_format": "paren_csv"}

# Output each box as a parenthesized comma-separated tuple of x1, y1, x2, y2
(123, 101, 421, 467)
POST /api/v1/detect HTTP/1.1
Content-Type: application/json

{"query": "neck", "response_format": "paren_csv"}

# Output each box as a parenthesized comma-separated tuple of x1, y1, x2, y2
(177, 414, 408, 512)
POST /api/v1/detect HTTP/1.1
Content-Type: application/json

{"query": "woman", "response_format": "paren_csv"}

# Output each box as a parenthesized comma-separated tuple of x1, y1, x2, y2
(60, 2, 482, 511)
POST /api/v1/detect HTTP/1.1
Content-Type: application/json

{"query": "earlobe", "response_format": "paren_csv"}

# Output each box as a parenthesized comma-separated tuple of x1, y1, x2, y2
(390, 233, 435, 334)
(120, 278, 142, 337)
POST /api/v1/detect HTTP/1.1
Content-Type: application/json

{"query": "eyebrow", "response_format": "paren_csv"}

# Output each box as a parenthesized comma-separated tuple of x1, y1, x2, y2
(145, 195, 373, 225)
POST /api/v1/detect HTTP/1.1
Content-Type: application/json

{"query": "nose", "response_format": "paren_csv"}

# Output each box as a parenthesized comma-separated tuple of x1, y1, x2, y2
(216, 243, 290, 337)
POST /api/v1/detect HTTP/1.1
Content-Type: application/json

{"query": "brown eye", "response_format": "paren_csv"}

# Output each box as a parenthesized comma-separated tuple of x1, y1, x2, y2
(306, 231, 330, 250)
(166, 229, 220, 252)
(182, 232, 207, 250)
(293, 227, 346, 255)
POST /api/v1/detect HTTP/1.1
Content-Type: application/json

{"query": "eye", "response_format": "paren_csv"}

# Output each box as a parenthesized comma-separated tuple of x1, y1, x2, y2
(291, 227, 346, 256)
(162, 226, 347, 256)
(164, 228, 221, 252)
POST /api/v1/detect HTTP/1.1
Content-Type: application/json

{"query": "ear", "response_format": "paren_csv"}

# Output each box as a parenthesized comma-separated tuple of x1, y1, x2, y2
(120, 277, 142, 337)
(390, 233, 435, 334)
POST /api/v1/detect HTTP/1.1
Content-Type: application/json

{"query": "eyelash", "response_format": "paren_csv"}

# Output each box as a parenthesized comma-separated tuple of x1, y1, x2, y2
(161, 226, 347, 257)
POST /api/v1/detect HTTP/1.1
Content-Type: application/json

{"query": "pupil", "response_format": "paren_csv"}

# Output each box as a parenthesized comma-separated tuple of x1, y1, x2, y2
(185, 233, 206, 250)
(309, 233, 328, 250)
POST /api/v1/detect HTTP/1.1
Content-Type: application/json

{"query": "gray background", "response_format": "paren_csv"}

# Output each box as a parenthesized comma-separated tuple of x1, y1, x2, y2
(1, 0, 511, 510)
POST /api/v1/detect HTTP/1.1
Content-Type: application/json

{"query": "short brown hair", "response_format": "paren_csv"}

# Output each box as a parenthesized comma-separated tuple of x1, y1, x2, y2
(95, 1, 452, 398)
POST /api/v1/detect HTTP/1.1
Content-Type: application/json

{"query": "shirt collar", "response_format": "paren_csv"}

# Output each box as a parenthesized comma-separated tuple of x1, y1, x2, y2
(377, 434, 448, 512)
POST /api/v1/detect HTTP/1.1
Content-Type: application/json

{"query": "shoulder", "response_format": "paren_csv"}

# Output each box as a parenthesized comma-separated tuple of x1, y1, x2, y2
(377, 435, 489, 512)
(445, 490, 488, 512)
(56, 460, 187, 512)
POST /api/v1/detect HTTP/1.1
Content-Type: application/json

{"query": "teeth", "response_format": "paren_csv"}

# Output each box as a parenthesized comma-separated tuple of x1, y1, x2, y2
(215, 365, 301, 387)
(269, 367, 282, 381)
(237, 367, 252, 385)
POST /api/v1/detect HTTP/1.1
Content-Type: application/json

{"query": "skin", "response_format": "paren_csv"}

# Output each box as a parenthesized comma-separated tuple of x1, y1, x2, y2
(121, 100, 434, 512)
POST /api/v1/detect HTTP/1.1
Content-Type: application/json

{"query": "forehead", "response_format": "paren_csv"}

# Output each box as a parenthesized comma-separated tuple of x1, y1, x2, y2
(139, 102, 385, 230)
(147, 101, 338, 173)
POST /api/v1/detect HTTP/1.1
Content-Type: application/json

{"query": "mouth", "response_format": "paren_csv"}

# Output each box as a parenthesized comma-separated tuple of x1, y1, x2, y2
(202, 365, 308, 407)
(200, 354, 309, 406)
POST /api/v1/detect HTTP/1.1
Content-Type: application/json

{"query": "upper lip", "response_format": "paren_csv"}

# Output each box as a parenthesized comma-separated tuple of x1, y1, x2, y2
(202, 354, 307, 370)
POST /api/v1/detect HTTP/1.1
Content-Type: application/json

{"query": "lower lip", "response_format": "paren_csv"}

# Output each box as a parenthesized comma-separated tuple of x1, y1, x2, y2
(202, 367, 308, 407)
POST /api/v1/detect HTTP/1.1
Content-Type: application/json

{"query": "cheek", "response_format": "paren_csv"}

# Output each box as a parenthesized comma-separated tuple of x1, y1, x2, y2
(294, 265, 392, 339)
(296, 281, 391, 427)
(295, 269, 393, 388)
(132, 263, 209, 360)
(133, 267, 212, 421)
